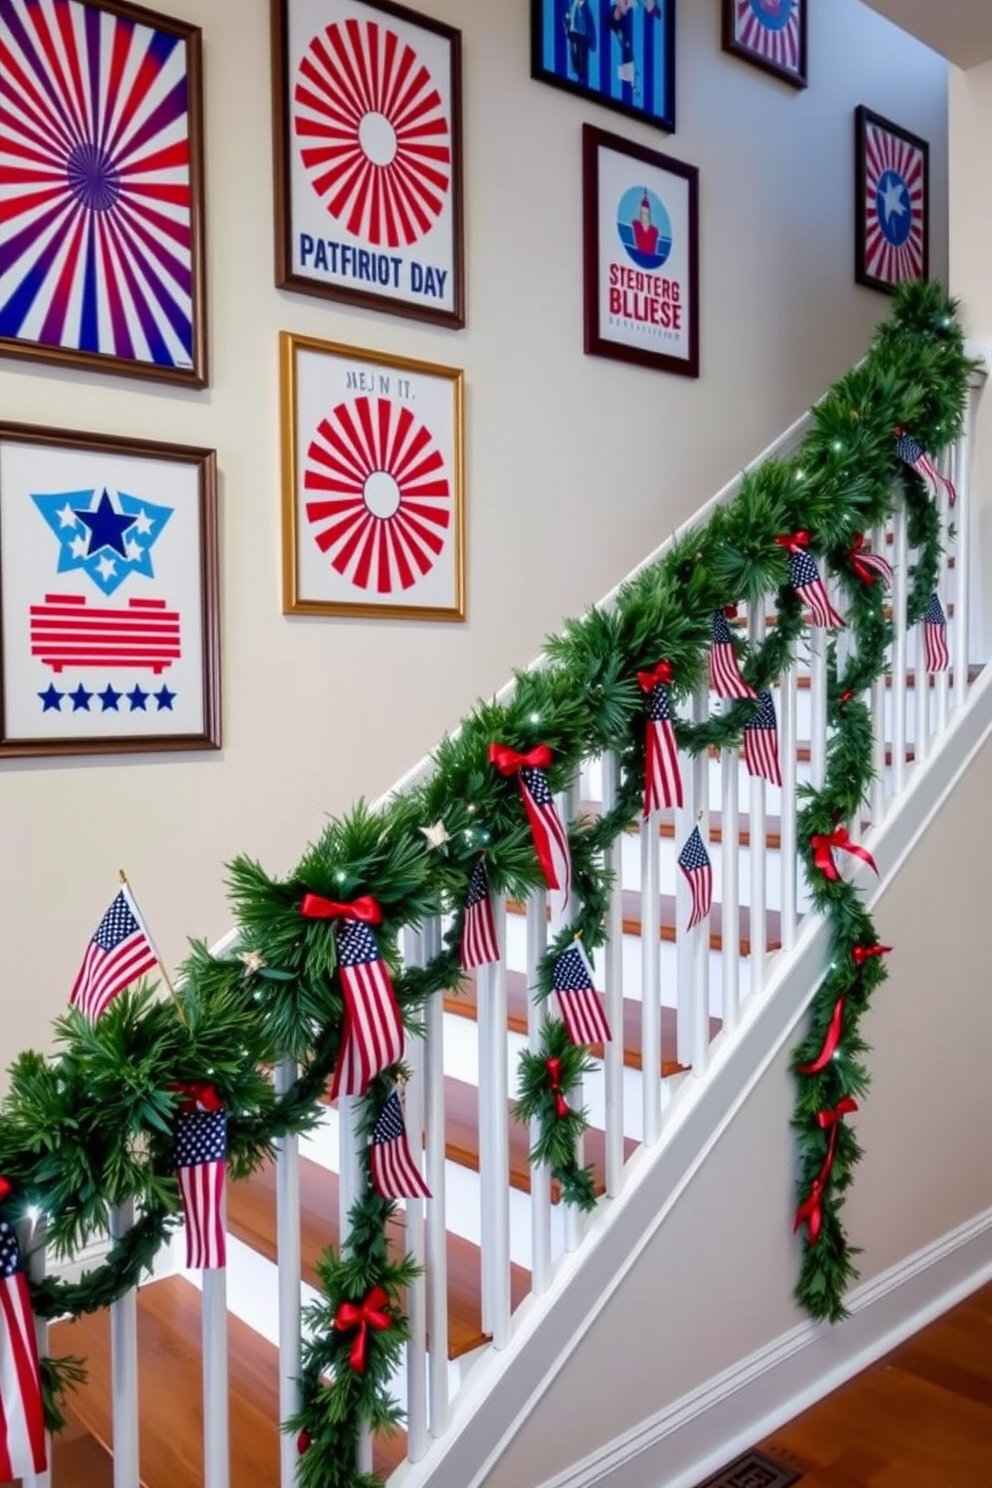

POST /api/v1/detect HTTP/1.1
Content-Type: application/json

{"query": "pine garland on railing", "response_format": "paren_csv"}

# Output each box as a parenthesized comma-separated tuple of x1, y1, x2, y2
(0, 283, 974, 1479)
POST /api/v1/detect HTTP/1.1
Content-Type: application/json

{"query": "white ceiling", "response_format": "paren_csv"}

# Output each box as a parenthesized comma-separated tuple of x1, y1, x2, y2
(861, 0, 992, 67)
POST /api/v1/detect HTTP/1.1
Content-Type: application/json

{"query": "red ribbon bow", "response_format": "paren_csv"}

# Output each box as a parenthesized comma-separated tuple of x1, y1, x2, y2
(810, 827, 878, 881)
(775, 530, 811, 553)
(296, 1431, 312, 1456)
(488, 743, 553, 776)
(0, 1177, 11, 1203)
(849, 533, 889, 587)
(637, 660, 673, 693)
(334, 1286, 392, 1374)
(839, 690, 854, 705)
(796, 995, 847, 1075)
(794, 1097, 858, 1243)
(171, 1080, 223, 1113)
(853, 942, 892, 967)
(300, 893, 382, 926)
(722, 603, 739, 619)
(545, 1057, 570, 1120)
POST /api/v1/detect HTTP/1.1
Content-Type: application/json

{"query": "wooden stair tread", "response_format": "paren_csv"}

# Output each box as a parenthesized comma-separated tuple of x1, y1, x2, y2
(52, 1408, 116, 1488)
(579, 800, 784, 849)
(444, 970, 714, 1076)
(507, 892, 785, 955)
(227, 1155, 529, 1360)
(49, 1276, 406, 1486)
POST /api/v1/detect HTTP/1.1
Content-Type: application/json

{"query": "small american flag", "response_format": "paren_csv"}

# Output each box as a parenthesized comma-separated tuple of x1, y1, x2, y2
(789, 549, 845, 629)
(331, 919, 405, 1101)
(460, 856, 499, 971)
(678, 826, 713, 930)
(895, 431, 956, 505)
(923, 593, 950, 672)
(519, 767, 572, 915)
(69, 886, 157, 1021)
(709, 611, 757, 699)
(0, 1220, 46, 1481)
(551, 942, 611, 1047)
(369, 1090, 431, 1201)
(743, 690, 782, 786)
(639, 671, 683, 815)
(174, 1097, 227, 1270)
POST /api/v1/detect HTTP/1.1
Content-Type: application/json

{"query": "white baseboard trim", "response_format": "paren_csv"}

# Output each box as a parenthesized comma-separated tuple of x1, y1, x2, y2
(539, 1207, 992, 1488)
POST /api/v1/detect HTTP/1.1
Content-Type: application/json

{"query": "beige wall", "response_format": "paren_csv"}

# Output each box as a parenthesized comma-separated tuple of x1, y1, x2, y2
(485, 731, 992, 1488)
(0, 1, 948, 1053)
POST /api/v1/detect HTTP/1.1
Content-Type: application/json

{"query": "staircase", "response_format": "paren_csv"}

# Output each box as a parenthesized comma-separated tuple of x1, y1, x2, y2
(35, 332, 992, 1488)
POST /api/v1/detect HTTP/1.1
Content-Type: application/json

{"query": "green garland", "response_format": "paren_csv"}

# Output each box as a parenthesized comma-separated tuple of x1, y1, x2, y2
(0, 283, 972, 1481)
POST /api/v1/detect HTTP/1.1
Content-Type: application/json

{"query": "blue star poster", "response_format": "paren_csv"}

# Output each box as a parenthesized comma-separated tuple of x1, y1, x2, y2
(0, 431, 218, 754)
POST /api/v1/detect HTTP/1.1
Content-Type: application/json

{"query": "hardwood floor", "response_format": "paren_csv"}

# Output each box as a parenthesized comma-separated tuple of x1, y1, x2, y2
(759, 1281, 992, 1487)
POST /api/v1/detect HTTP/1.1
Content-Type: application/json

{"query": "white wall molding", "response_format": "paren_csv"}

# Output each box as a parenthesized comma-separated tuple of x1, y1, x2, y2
(535, 1207, 992, 1488)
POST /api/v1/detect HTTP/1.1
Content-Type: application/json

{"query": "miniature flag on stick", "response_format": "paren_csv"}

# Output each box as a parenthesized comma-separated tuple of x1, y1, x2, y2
(489, 744, 572, 914)
(895, 430, 956, 505)
(923, 593, 950, 672)
(551, 941, 611, 1047)
(173, 1084, 227, 1270)
(678, 826, 713, 930)
(0, 1212, 46, 1481)
(743, 690, 783, 787)
(460, 857, 499, 971)
(300, 895, 405, 1101)
(779, 537, 845, 628)
(69, 884, 157, 1021)
(638, 661, 683, 815)
(709, 610, 757, 699)
(369, 1090, 431, 1201)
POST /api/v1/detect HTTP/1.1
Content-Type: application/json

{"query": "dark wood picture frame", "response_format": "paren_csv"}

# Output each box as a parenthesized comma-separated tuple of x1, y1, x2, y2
(582, 123, 699, 378)
(0, 0, 207, 387)
(721, 0, 807, 89)
(854, 105, 930, 296)
(272, 0, 465, 328)
(530, 0, 677, 134)
(0, 423, 220, 757)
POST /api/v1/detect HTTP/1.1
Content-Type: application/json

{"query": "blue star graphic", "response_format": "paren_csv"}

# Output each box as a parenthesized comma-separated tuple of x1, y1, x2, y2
(127, 685, 149, 711)
(75, 488, 136, 557)
(38, 684, 63, 712)
(154, 685, 177, 711)
(69, 684, 93, 711)
(98, 684, 122, 711)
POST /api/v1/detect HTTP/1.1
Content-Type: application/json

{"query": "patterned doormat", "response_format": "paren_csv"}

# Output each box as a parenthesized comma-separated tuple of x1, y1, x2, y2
(693, 1447, 801, 1488)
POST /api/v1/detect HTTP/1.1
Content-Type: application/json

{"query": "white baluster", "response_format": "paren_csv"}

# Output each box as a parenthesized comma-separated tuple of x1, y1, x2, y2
(690, 685, 711, 1074)
(600, 752, 625, 1195)
(422, 917, 448, 1437)
(870, 523, 888, 825)
(22, 1217, 49, 1488)
(555, 779, 583, 1255)
(110, 1201, 139, 1488)
(915, 617, 930, 769)
(720, 715, 740, 1036)
(479, 901, 511, 1344)
(747, 611, 767, 999)
(274, 1059, 300, 1488)
(891, 500, 910, 795)
(809, 622, 828, 793)
(337, 1096, 370, 1474)
(640, 797, 662, 1144)
(202, 1208, 230, 1488)
(779, 665, 798, 950)
(953, 409, 972, 711)
(526, 889, 552, 1293)
(400, 927, 427, 1464)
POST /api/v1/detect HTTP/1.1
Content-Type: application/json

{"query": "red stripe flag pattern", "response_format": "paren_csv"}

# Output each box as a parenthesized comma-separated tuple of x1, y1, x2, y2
(332, 920, 405, 1100)
(0, 1217, 46, 1480)
(460, 856, 499, 971)
(895, 431, 956, 506)
(551, 942, 612, 1047)
(489, 745, 572, 915)
(678, 826, 713, 930)
(787, 547, 845, 629)
(174, 1088, 227, 1270)
(849, 534, 893, 588)
(923, 593, 950, 672)
(69, 886, 157, 1021)
(369, 1090, 431, 1201)
(709, 610, 757, 699)
(743, 690, 783, 787)
(638, 662, 683, 815)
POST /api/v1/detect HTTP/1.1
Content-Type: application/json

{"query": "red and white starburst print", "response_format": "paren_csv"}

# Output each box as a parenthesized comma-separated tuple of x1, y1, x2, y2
(734, 0, 801, 74)
(293, 18, 450, 249)
(0, 0, 194, 367)
(863, 121, 925, 287)
(303, 395, 451, 595)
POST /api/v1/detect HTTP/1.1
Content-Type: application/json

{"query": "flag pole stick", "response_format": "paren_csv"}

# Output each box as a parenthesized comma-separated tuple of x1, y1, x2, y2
(119, 869, 184, 1016)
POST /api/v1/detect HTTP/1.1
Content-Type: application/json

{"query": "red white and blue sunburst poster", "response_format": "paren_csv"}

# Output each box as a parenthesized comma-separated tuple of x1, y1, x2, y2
(0, 0, 205, 385)
(722, 0, 807, 89)
(855, 106, 929, 296)
(281, 333, 464, 620)
(273, 0, 464, 327)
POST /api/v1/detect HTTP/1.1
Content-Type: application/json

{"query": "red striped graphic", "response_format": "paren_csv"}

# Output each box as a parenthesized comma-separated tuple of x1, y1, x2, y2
(30, 593, 181, 672)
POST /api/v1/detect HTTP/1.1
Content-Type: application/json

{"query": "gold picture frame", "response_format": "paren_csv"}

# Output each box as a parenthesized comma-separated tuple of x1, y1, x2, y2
(280, 332, 465, 620)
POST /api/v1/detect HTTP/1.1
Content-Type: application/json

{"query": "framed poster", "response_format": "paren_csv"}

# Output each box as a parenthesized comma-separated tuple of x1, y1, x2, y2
(281, 333, 464, 620)
(721, 0, 807, 89)
(271, 0, 464, 327)
(0, 0, 207, 386)
(582, 124, 698, 377)
(855, 106, 929, 295)
(531, 0, 676, 134)
(0, 425, 220, 757)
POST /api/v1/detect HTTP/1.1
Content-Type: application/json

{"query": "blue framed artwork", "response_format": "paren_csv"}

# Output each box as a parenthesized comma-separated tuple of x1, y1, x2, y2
(531, 1, 676, 133)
